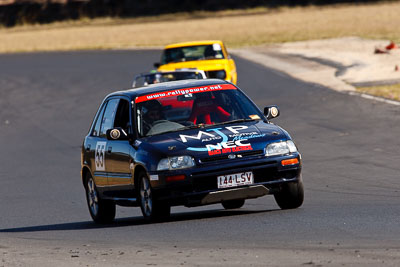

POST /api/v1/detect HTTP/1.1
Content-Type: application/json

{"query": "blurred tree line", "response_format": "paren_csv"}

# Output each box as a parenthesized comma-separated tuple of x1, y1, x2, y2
(0, 0, 396, 27)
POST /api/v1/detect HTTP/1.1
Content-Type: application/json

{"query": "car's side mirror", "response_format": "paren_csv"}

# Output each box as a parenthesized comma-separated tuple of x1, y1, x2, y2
(264, 105, 280, 120)
(154, 62, 160, 68)
(106, 127, 129, 141)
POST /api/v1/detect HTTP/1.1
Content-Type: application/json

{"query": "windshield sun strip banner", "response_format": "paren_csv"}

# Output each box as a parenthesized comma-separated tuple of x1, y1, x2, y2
(135, 84, 237, 103)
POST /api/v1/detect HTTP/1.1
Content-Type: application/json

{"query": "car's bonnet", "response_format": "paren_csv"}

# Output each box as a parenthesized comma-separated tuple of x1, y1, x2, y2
(142, 121, 287, 158)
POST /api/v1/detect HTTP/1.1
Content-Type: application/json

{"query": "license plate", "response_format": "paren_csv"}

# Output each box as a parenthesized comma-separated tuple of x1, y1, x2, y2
(217, 171, 254, 189)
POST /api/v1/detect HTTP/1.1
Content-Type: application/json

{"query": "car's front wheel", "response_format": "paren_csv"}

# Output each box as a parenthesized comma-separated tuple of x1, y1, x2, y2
(139, 172, 170, 221)
(85, 173, 116, 223)
(221, 199, 245, 209)
(274, 180, 304, 209)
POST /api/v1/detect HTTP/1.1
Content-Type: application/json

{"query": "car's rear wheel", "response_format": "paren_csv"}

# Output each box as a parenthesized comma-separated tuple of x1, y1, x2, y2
(85, 173, 116, 223)
(139, 172, 170, 221)
(221, 199, 245, 209)
(274, 180, 304, 209)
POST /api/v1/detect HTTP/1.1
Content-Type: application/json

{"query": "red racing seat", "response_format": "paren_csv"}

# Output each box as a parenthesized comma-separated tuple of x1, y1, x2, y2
(189, 95, 230, 124)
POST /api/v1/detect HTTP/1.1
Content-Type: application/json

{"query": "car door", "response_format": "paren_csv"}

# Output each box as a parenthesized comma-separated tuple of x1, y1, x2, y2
(104, 98, 134, 198)
(85, 99, 119, 190)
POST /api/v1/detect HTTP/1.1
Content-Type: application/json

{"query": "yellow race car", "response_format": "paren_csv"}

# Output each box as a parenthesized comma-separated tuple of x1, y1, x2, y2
(155, 40, 237, 84)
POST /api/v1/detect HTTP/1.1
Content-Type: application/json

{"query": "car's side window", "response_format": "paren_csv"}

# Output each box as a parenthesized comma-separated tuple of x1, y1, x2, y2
(114, 99, 131, 134)
(99, 99, 120, 138)
(91, 102, 107, 137)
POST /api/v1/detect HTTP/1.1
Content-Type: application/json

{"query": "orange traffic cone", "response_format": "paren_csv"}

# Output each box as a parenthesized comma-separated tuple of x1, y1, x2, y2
(386, 41, 398, 50)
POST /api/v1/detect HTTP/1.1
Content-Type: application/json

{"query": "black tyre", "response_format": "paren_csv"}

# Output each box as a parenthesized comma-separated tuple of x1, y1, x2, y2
(139, 172, 171, 221)
(274, 180, 304, 210)
(221, 199, 245, 209)
(85, 173, 116, 223)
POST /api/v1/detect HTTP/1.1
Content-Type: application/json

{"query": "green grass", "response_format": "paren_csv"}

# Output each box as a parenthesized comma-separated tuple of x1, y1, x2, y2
(357, 83, 400, 101)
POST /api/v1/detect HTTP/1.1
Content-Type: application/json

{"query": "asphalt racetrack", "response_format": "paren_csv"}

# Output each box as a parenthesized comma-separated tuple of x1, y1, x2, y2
(0, 50, 399, 266)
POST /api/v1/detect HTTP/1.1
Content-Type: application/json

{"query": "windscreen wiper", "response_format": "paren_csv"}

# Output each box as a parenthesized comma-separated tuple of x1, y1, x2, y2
(212, 119, 256, 126)
(178, 124, 205, 131)
(145, 124, 203, 137)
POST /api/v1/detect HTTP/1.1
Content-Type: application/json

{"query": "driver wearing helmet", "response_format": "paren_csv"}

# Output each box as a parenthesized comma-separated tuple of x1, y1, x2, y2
(142, 100, 164, 134)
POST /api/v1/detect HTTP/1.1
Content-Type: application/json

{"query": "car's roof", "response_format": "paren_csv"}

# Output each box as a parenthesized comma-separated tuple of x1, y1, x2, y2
(110, 79, 232, 100)
(164, 40, 223, 49)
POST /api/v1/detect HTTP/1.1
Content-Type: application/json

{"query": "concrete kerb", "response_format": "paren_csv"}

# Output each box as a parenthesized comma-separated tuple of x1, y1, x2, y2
(231, 48, 355, 92)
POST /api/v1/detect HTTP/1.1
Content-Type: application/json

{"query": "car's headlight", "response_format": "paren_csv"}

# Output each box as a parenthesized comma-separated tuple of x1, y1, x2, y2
(157, 156, 195, 171)
(265, 140, 297, 156)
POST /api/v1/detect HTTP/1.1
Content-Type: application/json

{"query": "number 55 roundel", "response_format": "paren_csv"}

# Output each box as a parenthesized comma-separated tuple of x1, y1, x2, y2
(95, 141, 106, 171)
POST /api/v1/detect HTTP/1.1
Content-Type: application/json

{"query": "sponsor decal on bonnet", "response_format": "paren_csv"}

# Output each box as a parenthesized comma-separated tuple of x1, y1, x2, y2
(179, 125, 264, 156)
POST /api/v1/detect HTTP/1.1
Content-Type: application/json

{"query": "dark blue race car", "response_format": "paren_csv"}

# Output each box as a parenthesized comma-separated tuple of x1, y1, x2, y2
(81, 79, 303, 223)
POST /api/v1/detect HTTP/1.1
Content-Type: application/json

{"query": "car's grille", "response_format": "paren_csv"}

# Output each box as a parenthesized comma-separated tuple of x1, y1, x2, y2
(205, 70, 226, 79)
(199, 150, 264, 163)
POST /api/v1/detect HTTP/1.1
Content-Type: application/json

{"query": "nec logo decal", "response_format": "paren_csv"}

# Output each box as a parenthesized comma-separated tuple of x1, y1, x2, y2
(205, 139, 252, 156)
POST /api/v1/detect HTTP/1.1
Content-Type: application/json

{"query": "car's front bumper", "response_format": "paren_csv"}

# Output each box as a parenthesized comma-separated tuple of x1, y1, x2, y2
(151, 153, 302, 207)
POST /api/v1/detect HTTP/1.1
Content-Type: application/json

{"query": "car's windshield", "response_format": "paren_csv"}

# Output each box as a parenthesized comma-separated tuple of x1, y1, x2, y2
(135, 84, 264, 137)
(161, 44, 225, 64)
(133, 71, 204, 87)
